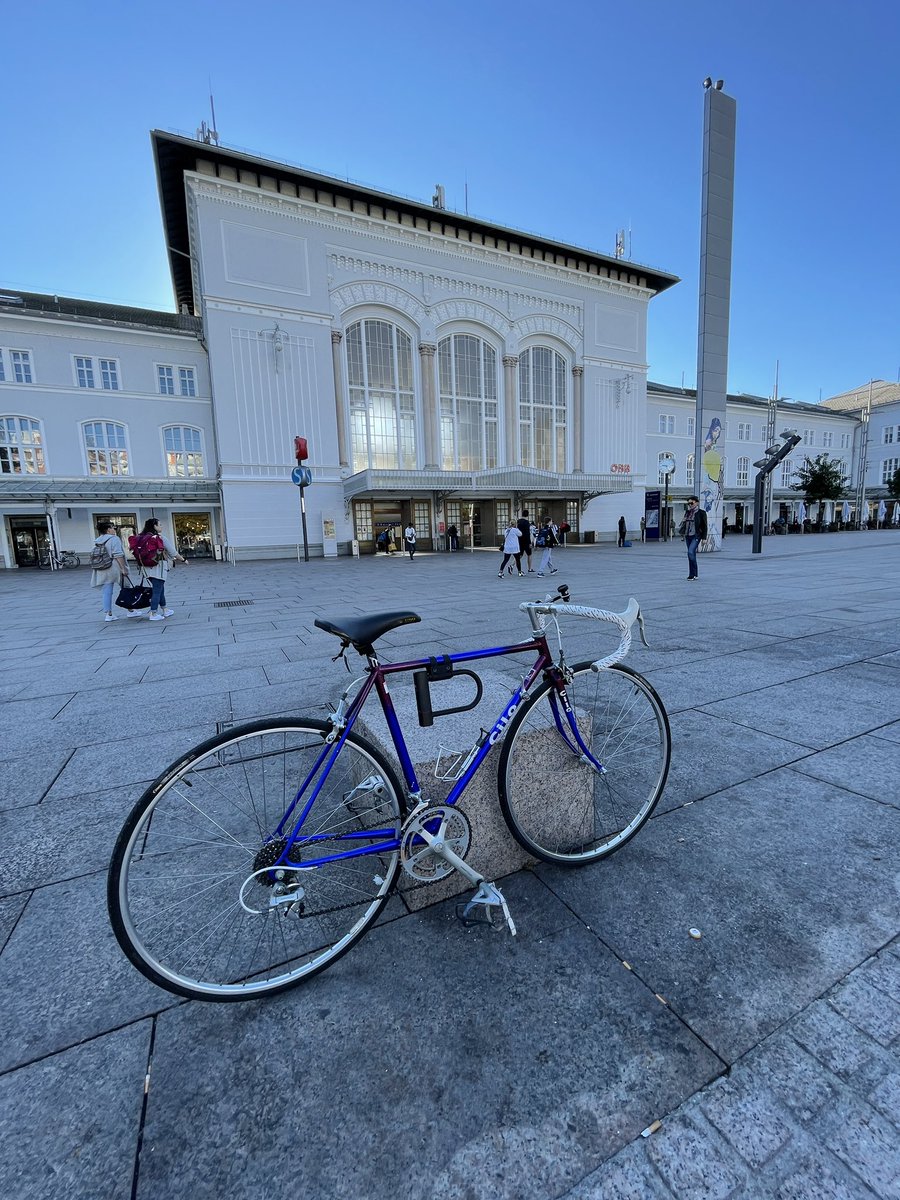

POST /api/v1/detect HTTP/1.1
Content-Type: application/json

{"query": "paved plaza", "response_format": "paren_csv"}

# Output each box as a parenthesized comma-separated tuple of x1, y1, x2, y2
(1, 532, 899, 1199)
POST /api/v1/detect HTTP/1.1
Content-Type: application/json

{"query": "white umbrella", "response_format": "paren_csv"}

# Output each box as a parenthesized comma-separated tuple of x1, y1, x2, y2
(798, 501, 807, 525)
(877, 499, 886, 525)
(893, 501, 900, 526)
(842, 500, 851, 523)
(824, 501, 833, 525)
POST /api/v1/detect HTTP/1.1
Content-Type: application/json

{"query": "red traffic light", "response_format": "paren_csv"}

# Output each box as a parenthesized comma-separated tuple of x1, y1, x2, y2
(294, 436, 308, 463)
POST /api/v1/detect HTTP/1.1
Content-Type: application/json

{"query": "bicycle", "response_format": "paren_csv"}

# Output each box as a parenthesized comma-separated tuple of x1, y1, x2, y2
(38, 548, 81, 569)
(107, 584, 671, 1001)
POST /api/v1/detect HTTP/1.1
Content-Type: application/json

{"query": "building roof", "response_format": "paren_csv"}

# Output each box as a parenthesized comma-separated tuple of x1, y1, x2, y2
(152, 130, 679, 317)
(820, 381, 900, 412)
(0, 290, 201, 335)
(648, 381, 854, 420)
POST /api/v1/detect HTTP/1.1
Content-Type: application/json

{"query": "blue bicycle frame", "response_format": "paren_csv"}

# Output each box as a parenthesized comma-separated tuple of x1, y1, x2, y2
(269, 630, 603, 871)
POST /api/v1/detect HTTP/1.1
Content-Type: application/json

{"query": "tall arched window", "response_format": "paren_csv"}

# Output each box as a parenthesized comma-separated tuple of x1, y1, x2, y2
(518, 347, 567, 471)
(0, 416, 45, 474)
(346, 320, 416, 471)
(686, 453, 695, 488)
(83, 421, 128, 475)
(164, 426, 204, 477)
(438, 334, 498, 470)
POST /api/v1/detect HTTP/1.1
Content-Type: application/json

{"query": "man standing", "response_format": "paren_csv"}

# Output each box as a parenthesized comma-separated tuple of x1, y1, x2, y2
(680, 496, 708, 580)
(617, 515, 627, 548)
(517, 510, 535, 573)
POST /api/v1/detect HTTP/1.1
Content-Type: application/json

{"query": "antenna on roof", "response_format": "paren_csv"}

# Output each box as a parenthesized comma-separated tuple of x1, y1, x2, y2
(197, 85, 219, 145)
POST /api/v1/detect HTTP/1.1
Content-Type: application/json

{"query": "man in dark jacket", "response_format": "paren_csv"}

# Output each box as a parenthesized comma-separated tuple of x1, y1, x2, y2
(516, 510, 534, 573)
(681, 496, 708, 580)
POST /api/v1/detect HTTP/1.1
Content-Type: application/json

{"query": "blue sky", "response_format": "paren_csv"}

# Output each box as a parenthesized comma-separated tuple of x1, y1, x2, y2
(3, 0, 897, 402)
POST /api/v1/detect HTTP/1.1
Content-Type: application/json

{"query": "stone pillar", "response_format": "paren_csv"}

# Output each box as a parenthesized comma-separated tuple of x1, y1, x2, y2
(418, 343, 438, 469)
(572, 366, 584, 472)
(503, 355, 519, 465)
(330, 330, 349, 468)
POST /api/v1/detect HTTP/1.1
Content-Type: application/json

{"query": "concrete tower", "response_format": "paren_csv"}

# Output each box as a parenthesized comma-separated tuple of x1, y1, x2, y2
(694, 79, 736, 550)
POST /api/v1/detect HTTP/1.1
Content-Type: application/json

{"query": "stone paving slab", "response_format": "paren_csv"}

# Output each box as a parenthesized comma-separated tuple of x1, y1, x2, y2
(537, 769, 900, 1061)
(0, 1021, 150, 1200)
(137, 872, 723, 1200)
(0, 534, 899, 1197)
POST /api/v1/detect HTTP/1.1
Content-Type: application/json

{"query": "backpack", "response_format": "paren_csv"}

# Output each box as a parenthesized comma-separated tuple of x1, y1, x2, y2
(535, 531, 547, 547)
(89, 537, 114, 571)
(129, 532, 164, 568)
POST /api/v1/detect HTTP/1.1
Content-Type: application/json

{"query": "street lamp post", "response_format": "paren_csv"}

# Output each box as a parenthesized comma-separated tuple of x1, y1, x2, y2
(659, 457, 676, 541)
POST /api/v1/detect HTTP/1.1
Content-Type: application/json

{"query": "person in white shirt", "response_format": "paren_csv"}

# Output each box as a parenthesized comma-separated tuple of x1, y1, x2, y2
(497, 524, 523, 578)
(403, 524, 417, 560)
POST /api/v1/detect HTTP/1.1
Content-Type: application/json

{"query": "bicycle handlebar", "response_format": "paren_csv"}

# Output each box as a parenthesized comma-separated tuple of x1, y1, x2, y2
(519, 595, 649, 671)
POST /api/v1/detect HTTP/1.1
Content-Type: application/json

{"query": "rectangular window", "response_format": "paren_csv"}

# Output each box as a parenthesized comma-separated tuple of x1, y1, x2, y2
(75, 356, 95, 388)
(884, 427, 895, 445)
(100, 359, 119, 390)
(11, 350, 33, 384)
(658, 414, 674, 435)
(413, 501, 430, 538)
(822, 430, 833, 448)
(882, 458, 899, 484)
(178, 367, 196, 396)
(157, 365, 175, 395)
(781, 458, 794, 487)
(841, 433, 851, 449)
(803, 429, 814, 445)
(737, 457, 749, 486)
(686, 416, 695, 438)
(353, 501, 373, 542)
(0, 350, 5, 382)
(737, 422, 751, 441)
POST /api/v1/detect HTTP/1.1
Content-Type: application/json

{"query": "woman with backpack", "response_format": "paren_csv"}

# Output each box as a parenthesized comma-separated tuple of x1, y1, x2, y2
(90, 521, 129, 622)
(535, 518, 559, 577)
(131, 518, 187, 621)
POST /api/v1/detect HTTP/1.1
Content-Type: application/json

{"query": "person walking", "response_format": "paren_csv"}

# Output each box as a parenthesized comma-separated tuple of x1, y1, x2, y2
(678, 496, 708, 581)
(446, 523, 458, 552)
(497, 522, 523, 578)
(404, 523, 417, 560)
(133, 518, 187, 619)
(535, 518, 559, 577)
(639, 515, 646, 543)
(90, 521, 129, 622)
(617, 515, 627, 548)
(517, 510, 535, 573)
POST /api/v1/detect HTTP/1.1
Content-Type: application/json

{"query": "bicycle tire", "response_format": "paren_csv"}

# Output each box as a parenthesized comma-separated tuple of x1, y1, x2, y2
(37, 556, 51, 570)
(497, 662, 671, 865)
(108, 717, 405, 1001)
(62, 553, 80, 568)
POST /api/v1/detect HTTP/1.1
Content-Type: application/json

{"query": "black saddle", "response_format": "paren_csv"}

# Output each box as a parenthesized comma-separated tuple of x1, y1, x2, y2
(315, 611, 421, 653)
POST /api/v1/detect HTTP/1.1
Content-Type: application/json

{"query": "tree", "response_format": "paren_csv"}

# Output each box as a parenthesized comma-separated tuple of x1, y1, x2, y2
(888, 467, 900, 502)
(790, 454, 849, 526)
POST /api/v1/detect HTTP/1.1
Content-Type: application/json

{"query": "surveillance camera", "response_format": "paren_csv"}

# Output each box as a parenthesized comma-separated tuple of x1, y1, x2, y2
(703, 77, 712, 89)
(714, 80, 724, 90)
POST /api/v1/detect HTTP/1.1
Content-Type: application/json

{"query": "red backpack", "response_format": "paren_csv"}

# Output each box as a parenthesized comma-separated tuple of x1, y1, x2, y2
(129, 532, 164, 569)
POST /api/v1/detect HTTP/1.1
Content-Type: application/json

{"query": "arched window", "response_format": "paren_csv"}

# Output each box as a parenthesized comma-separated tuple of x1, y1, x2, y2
(0, 416, 45, 474)
(438, 334, 498, 470)
(518, 347, 567, 471)
(83, 421, 128, 475)
(780, 457, 794, 487)
(164, 426, 204, 477)
(346, 320, 416, 471)
(686, 453, 695, 487)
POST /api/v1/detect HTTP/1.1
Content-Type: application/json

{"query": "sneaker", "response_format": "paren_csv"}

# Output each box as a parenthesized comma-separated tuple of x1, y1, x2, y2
(518, 572, 525, 577)
(162, 609, 174, 617)
(127, 609, 144, 617)
(149, 612, 165, 621)
(549, 568, 558, 574)
(527, 569, 535, 573)
(497, 573, 504, 578)
(104, 613, 118, 622)
(537, 572, 545, 577)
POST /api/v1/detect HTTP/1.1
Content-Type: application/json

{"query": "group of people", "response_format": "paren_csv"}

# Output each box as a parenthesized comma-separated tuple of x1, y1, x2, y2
(376, 525, 418, 559)
(498, 510, 560, 579)
(90, 517, 187, 622)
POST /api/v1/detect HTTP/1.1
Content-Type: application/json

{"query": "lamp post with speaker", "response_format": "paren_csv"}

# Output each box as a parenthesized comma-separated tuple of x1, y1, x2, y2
(292, 436, 312, 563)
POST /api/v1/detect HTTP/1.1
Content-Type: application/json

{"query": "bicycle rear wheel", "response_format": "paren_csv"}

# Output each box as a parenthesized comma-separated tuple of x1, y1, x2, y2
(62, 553, 80, 568)
(498, 662, 670, 865)
(108, 718, 405, 1001)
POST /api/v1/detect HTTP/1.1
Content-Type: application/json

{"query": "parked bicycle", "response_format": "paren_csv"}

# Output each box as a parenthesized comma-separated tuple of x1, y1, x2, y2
(38, 548, 81, 569)
(108, 584, 671, 1001)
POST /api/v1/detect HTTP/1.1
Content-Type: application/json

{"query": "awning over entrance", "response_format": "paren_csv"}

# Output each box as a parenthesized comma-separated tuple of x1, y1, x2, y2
(0, 477, 221, 504)
(343, 466, 632, 501)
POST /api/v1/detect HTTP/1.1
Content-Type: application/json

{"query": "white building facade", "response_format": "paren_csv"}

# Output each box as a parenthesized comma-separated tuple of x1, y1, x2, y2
(0, 292, 217, 568)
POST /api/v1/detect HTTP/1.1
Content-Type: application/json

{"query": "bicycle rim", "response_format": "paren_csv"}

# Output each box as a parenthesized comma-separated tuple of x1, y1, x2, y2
(498, 663, 670, 864)
(108, 719, 404, 1000)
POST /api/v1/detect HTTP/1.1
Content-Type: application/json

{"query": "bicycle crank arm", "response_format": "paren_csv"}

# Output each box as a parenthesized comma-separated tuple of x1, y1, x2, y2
(415, 825, 483, 887)
(459, 881, 517, 936)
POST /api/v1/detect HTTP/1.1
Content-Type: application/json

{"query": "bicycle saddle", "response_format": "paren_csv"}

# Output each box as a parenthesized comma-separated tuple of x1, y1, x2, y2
(315, 611, 421, 652)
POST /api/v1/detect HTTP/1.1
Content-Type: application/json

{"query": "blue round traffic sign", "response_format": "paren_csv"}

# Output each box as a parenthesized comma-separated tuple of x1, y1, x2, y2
(291, 466, 313, 487)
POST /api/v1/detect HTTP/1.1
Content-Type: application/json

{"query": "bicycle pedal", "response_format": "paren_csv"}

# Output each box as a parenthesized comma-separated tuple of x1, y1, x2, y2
(455, 882, 517, 936)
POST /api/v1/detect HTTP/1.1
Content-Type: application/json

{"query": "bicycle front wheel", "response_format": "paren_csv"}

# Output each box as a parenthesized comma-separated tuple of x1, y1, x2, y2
(62, 553, 80, 568)
(498, 662, 670, 865)
(108, 718, 405, 1001)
